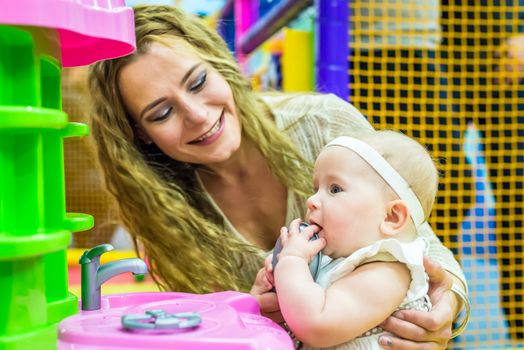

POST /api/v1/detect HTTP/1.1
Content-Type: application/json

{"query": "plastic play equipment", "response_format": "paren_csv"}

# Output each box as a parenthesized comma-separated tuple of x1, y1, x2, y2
(0, 0, 135, 67)
(0, 1, 135, 348)
(58, 291, 294, 349)
(56, 245, 292, 349)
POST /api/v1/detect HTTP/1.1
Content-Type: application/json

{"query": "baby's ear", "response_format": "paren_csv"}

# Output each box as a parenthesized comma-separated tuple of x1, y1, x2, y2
(380, 200, 409, 236)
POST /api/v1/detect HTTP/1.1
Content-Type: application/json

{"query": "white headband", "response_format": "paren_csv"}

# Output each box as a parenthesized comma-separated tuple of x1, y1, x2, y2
(326, 136, 426, 228)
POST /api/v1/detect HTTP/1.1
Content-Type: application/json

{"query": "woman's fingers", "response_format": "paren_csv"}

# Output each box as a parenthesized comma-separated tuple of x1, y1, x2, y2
(423, 256, 452, 291)
(380, 312, 431, 342)
(384, 306, 451, 336)
(377, 257, 455, 350)
(378, 333, 441, 350)
(257, 291, 279, 312)
(379, 305, 452, 349)
(256, 292, 284, 323)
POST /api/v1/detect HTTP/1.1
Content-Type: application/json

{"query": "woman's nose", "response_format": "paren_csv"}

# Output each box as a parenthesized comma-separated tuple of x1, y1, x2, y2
(181, 100, 207, 126)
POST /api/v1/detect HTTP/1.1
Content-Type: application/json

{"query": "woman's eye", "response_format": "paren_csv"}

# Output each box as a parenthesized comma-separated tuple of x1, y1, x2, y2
(190, 71, 207, 92)
(152, 106, 173, 122)
(330, 184, 343, 194)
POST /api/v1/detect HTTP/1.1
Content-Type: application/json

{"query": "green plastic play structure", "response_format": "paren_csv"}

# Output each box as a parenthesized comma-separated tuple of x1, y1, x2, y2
(0, 2, 135, 348)
(0, 25, 94, 349)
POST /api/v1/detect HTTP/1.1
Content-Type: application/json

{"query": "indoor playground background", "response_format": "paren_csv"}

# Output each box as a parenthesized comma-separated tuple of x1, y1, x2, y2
(61, 1, 523, 349)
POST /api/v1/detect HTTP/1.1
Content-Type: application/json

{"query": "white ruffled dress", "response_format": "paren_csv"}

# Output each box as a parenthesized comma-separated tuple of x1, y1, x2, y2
(301, 237, 432, 350)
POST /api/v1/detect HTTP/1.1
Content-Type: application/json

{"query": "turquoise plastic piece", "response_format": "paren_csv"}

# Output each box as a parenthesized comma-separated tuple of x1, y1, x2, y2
(121, 310, 202, 331)
(0, 26, 94, 350)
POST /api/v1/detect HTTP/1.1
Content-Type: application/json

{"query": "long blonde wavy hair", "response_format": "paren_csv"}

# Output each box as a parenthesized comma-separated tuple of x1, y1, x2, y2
(88, 5, 312, 293)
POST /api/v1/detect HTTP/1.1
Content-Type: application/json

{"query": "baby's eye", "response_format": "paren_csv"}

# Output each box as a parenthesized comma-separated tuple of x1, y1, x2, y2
(330, 184, 343, 194)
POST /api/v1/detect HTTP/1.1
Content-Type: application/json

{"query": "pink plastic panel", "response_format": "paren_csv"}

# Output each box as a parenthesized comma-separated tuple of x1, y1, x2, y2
(0, 0, 136, 67)
(58, 291, 294, 350)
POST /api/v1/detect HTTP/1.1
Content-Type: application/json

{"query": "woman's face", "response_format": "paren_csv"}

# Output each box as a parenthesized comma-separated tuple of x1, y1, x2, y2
(118, 39, 242, 165)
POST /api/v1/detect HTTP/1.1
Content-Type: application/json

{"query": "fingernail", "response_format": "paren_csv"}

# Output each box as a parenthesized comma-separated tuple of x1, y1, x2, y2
(379, 336, 393, 347)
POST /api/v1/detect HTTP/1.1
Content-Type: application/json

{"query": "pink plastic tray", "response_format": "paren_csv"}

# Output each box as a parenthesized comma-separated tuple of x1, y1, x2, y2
(58, 291, 294, 349)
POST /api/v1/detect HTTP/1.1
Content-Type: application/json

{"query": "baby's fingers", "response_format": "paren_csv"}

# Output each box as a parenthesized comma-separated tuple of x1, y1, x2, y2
(310, 236, 326, 254)
(302, 224, 321, 241)
(288, 218, 302, 234)
(264, 255, 275, 284)
(264, 254, 273, 270)
(279, 226, 289, 245)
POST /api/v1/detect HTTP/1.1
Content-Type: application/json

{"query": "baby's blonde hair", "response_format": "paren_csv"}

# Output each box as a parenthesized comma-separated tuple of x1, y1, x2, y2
(355, 130, 439, 220)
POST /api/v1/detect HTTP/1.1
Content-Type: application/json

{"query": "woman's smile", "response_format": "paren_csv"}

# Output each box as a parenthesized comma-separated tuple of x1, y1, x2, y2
(189, 110, 225, 145)
(118, 39, 242, 165)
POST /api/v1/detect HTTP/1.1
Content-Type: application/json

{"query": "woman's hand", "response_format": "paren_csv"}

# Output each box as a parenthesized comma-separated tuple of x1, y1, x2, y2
(378, 256, 457, 349)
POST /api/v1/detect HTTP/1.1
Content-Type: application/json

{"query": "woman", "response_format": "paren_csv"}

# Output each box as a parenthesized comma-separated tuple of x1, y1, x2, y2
(88, 5, 468, 349)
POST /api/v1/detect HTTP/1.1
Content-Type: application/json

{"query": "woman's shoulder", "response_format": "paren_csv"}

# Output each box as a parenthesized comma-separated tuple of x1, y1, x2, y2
(260, 92, 364, 118)
(260, 92, 372, 131)
(258, 92, 373, 162)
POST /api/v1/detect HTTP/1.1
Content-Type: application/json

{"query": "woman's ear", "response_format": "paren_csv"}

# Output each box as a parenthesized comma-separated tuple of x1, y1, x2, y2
(380, 200, 410, 236)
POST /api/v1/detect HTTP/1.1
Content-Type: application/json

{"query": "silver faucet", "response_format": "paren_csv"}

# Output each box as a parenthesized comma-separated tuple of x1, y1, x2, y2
(79, 244, 148, 311)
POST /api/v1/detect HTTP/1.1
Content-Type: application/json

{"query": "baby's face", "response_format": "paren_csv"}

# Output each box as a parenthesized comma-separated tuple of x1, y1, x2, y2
(305, 146, 390, 258)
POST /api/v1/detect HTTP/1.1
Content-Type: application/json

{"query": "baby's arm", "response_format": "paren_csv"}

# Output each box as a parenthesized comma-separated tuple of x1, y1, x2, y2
(275, 258, 411, 348)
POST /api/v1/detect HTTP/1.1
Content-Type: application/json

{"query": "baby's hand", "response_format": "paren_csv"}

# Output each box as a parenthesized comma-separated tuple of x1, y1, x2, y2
(251, 263, 274, 295)
(264, 254, 275, 286)
(278, 218, 325, 263)
(249, 260, 283, 323)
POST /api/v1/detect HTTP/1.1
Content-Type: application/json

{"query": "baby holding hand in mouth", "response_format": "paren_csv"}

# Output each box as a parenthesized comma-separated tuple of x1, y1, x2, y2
(255, 130, 439, 350)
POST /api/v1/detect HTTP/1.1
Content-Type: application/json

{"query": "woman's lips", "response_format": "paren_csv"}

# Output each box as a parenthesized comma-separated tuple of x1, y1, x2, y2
(188, 111, 225, 145)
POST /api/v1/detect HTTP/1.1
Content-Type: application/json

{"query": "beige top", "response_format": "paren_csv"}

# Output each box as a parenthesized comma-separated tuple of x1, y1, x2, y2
(198, 93, 466, 291)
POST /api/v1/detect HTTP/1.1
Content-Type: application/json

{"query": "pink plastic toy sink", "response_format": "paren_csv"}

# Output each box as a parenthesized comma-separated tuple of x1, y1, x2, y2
(58, 291, 294, 349)
(0, 0, 135, 67)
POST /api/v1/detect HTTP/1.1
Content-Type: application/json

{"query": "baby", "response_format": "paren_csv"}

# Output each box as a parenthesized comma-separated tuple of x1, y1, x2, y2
(255, 130, 438, 349)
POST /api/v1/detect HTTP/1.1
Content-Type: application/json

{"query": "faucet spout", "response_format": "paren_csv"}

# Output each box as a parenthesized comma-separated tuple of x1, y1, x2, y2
(96, 258, 148, 287)
(80, 244, 149, 311)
